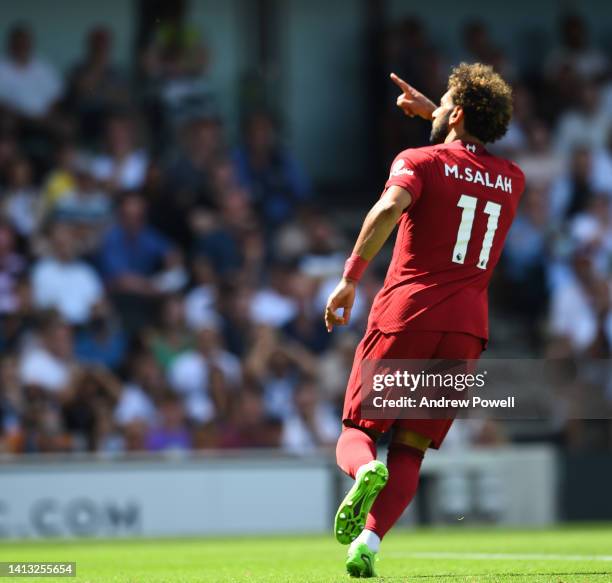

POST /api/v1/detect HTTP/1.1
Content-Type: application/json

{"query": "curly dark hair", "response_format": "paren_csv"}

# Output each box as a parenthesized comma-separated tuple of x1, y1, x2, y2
(448, 63, 513, 144)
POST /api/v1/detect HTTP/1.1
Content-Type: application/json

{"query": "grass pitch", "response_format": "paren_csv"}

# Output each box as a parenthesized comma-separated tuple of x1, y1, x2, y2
(1, 525, 611, 582)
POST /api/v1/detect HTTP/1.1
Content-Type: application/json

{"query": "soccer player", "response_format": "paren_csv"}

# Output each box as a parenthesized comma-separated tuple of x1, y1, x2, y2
(324, 63, 524, 577)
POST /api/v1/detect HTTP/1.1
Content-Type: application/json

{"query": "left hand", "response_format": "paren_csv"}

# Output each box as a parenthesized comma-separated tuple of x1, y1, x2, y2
(324, 279, 355, 332)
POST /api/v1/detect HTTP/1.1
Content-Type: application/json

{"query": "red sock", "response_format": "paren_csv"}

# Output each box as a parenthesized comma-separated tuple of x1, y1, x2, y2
(365, 444, 423, 538)
(336, 426, 376, 478)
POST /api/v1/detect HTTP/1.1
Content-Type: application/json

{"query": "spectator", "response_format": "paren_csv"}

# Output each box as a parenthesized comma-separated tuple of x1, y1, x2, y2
(249, 263, 299, 327)
(31, 222, 103, 325)
(121, 419, 148, 452)
(0, 24, 63, 119)
(296, 209, 346, 279)
(147, 294, 193, 370)
(501, 186, 551, 342)
(544, 13, 609, 82)
(184, 256, 218, 331)
(548, 247, 612, 357)
(216, 281, 254, 357)
(245, 326, 316, 420)
(514, 121, 563, 188)
(74, 300, 127, 371)
(91, 114, 148, 192)
(141, 12, 214, 131)
(164, 117, 224, 213)
(548, 147, 597, 222)
(281, 380, 339, 455)
(52, 158, 112, 253)
(98, 192, 185, 332)
(141, 159, 185, 246)
(18, 312, 75, 395)
(114, 349, 165, 427)
(553, 83, 612, 158)
(2, 156, 40, 237)
(168, 322, 241, 423)
(22, 397, 73, 453)
(568, 194, 612, 278)
(460, 20, 497, 65)
(459, 20, 517, 82)
(233, 111, 311, 227)
(219, 386, 282, 449)
(40, 141, 79, 214)
(283, 270, 331, 354)
(190, 208, 244, 277)
(187, 170, 259, 283)
(145, 392, 192, 452)
(99, 192, 175, 287)
(62, 367, 121, 451)
(67, 26, 130, 143)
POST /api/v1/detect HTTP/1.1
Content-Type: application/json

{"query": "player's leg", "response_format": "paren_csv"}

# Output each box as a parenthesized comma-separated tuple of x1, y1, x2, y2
(338, 330, 446, 576)
(334, 329, 397, 547)
(334, 424, 388, 546)
(346, 428, 429, 577)
(345, 331, 484, 576)
(335, 425, 377, 478)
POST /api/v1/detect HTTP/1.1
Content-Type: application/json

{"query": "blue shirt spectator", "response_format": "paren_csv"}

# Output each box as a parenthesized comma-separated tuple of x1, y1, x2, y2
(100, 223, 169, 280)
(232, 111, 310, 227)
(75, 323, 127, 371)
(99, 193, 170, 284)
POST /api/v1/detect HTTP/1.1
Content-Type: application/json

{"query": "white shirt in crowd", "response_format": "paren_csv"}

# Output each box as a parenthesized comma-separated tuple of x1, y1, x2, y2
(281, 404, 339, 455)
(184, 285, 217, 330)
(19, 346, 70, 392)
(168, 349, 241, 422)
(3, 189, 39, 236)
(114, 384, 158, 426)
(550, 275, 612, 352)
(249, 288, 298, 327)
(0, 56, 63, 117)
(91, 150, 148, 190)
(553, 109, 612, 159)
(31, 258, 103, 324)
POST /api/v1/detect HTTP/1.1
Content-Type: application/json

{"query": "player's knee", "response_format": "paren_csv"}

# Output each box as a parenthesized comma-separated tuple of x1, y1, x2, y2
(391, 428, 431, 454)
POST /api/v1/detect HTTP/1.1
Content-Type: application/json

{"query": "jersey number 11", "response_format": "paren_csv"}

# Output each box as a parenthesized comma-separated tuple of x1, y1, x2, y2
(452, 194, 501, 270)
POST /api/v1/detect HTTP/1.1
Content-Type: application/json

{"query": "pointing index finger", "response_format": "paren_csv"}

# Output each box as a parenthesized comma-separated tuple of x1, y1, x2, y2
(390, 72, 410, 93)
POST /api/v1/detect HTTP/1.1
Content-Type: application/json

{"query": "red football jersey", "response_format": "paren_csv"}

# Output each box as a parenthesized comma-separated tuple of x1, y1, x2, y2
(367, 139, 525, 340)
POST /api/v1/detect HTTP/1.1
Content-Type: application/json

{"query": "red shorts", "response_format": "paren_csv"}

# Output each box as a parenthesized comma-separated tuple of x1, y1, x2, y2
(342, 328, 484, 448)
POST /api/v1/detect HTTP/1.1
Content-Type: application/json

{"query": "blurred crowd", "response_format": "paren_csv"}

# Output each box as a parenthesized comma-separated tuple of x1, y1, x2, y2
(0, 11, 611, 455)
(0, 20, 348, 456)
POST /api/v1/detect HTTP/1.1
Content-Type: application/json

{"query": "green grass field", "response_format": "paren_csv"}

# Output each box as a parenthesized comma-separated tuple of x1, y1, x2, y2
(1, 525, 611, 582)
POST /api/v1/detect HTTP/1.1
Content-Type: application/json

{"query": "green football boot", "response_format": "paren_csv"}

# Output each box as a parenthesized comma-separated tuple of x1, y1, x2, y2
(346, 541, 378, 578)
(334, 460, 389, 545)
